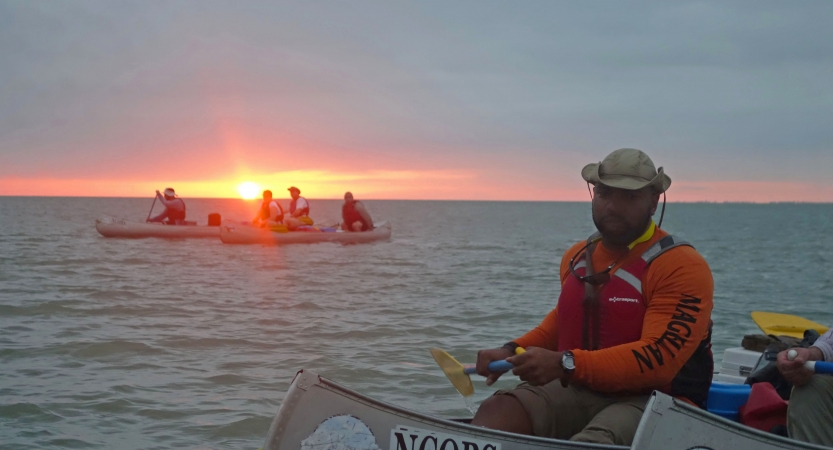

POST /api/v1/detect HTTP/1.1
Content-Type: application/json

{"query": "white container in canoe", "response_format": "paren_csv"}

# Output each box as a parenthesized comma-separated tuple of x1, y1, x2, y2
(95, 216, 220, 239)
(263, 370, 828, 450)
(219, 221, 391, 245)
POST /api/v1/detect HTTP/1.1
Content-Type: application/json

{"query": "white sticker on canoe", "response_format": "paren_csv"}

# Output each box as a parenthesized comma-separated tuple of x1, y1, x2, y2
(301, 415, 380, 450)
(391, 425, 500, 450)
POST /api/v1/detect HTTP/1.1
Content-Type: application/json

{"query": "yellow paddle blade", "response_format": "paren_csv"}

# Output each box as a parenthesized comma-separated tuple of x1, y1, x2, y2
(430, 348, 474, 397)
(751, 311, 829, 339)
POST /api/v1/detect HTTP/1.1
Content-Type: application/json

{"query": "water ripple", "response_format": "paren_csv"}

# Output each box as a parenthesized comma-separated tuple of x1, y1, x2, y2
(1, 199, 832, 449)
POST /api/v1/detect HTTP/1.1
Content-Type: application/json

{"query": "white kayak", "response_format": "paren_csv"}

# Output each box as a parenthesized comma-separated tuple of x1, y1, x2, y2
(95, 216, 220, 239)
(220, 221, 391, 245)
(262, 370, 827, 450)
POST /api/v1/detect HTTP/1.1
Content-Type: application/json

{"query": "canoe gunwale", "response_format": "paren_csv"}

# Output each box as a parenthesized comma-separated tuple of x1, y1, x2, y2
(633, 391, 830, 449)
(95, 216, 219, 239)
(267, 370, 833, 450)
(311, 372, 623, 447)
(220, 221, 392, 245)
(263, 369, 626, 450)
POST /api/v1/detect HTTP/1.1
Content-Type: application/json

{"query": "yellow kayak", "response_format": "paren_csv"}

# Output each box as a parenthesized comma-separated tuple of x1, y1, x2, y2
(751, 311, 829, 338)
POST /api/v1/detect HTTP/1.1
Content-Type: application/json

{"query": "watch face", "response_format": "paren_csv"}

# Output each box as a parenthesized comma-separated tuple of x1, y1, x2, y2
(562, 354, 575, 371)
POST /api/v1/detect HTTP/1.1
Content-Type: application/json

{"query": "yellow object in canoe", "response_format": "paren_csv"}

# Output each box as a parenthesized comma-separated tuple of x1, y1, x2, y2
(751, 311, 829, 339)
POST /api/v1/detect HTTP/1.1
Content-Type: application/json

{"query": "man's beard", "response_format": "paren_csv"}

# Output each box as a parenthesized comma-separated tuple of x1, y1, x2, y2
(592, 211, 653, 247)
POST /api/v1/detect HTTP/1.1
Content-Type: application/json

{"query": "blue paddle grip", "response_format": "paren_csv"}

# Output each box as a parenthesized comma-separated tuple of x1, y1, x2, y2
(811, 361, 833, 374)
(463, 360, 514, 375)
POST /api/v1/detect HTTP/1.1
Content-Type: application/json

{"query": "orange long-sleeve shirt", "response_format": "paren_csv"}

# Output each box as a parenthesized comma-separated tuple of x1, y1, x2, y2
(514, 228, 714, 394)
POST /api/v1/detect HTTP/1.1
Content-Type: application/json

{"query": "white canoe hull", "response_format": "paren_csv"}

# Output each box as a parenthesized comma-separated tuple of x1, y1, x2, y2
(95, 216, 219, 239)
(263, 370, 624, 450)
(264, 370, 827, 450)
(220, 221, 391, 245)
(633, 391, 828, 450)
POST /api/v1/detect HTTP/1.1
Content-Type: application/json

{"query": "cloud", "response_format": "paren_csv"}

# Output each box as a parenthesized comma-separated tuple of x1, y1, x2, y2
(1, 1, 832, 200)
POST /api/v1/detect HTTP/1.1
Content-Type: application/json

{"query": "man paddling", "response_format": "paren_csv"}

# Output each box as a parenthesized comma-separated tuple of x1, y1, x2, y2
(147, 188, 186, 225)
(472, 148, 714, 445)
(252, 190, 284, 227)
(284, 186, 314, 230)
(341, 191, 374, 232)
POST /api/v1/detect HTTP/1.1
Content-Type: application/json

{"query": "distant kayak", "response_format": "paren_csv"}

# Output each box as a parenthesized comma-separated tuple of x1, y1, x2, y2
(95, 216, 220, 239)
(220, 221, 391, 245)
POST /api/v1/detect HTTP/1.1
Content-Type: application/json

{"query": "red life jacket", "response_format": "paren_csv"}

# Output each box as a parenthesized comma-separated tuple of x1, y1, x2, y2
(342, 201, 369, 231)
(557, 232, 713, 407)
(289, 197, 310, 216)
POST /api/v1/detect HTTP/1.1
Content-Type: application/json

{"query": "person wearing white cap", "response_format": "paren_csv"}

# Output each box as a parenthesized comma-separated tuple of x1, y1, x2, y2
(471, 149, 714, 445)
(147, 188, 186, 224)
(284, 186, 314, 230)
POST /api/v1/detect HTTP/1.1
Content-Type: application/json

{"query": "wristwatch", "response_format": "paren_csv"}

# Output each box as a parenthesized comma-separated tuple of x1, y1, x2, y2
(502, 342, 520, 354)
(561, 351, 576, 375)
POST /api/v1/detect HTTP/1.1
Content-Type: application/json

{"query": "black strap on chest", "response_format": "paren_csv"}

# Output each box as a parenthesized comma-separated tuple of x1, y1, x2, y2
(582, 239, 601, 350)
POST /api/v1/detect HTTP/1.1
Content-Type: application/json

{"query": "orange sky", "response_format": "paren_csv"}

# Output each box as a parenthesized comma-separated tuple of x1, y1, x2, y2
(2, 112, 831, 202)
(4, 116, 830, 203)
(3, 173, 833, 202)
(3, 3, 832, 203)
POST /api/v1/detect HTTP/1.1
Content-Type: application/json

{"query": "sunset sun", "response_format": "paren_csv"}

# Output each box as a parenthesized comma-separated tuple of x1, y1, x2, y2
(237, 181, 260, 200)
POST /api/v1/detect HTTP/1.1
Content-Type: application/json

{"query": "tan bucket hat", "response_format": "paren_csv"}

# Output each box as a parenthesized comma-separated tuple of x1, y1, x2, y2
(581, 148, 671, 192)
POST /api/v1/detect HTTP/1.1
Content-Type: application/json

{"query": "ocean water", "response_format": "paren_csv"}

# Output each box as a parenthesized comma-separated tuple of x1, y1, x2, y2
(1, 197, 832, 449)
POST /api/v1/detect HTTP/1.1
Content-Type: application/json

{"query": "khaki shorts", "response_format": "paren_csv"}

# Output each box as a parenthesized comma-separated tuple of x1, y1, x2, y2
(788, 374, 833, 447)
(495, 381, 650, 445)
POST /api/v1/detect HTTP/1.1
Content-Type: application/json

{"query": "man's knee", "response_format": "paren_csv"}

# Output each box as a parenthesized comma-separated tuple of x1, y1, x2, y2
(471, 395, 533, 434)
(475, 394, 514, 418)
(790, 375, 832, 419)
(571, 425, 617, 445)
(570, 399, 646, 446)
(788, 375, 833, 446)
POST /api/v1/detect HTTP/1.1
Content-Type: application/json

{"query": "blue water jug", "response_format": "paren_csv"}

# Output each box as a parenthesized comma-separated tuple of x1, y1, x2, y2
(707, 382, 751, 422)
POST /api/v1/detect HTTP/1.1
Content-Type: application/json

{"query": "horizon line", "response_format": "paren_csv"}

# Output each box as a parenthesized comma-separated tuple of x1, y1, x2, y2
(1, 195, 831, 205)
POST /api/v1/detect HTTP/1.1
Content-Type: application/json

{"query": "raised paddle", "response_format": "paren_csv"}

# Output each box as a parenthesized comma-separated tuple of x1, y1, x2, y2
(145, 193, 158, 222)
(751, 311, 829, 339)
(430, 347, 525, 397)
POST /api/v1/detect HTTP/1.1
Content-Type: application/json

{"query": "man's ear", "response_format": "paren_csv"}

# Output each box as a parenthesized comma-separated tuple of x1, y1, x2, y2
(649, 192, 660, 215)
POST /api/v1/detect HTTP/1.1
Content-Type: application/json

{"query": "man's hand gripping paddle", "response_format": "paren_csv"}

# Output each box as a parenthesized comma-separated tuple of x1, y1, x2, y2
(429, 347, 525, 397)
(787, 349, 833, 374)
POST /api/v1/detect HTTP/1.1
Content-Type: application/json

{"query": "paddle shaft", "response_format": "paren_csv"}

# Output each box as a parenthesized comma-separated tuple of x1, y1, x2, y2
(146, 195, 158, 222)
(463, 360, 513, 375)
(806, 361, 833, 374)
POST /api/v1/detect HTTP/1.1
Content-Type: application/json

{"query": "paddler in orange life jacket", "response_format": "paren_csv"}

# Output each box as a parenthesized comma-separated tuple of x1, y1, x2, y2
(284, 186, 314, 230)
(252, 190, 284, 228)
(147, 188, 186, 224)
(341, 191, 374, 232)
(472, 148, 714, 446)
